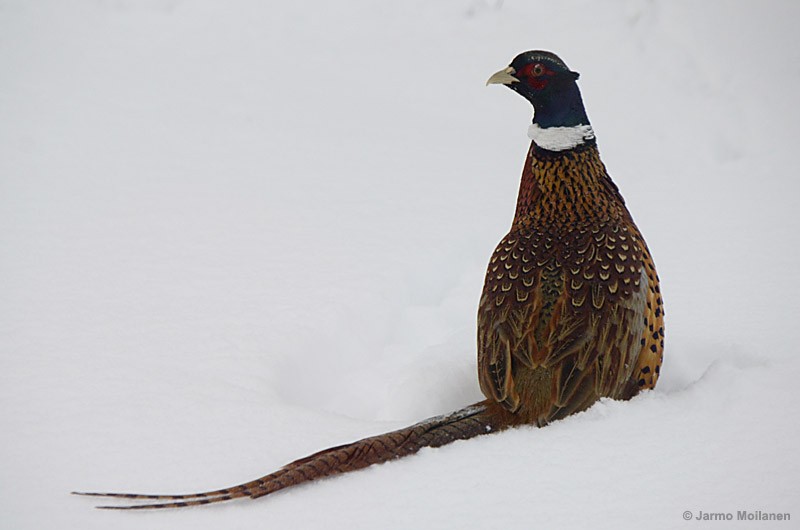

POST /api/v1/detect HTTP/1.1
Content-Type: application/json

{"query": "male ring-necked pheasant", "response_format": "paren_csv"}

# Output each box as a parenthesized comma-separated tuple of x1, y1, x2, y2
(75, 50, 664, 509)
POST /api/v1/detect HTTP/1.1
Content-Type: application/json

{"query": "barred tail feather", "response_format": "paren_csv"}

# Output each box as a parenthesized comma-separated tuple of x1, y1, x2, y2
(74, 402, 497, 510)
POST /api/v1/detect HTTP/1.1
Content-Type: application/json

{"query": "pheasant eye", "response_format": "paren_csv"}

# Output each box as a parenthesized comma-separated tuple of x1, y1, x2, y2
(532, 63, 545, 76)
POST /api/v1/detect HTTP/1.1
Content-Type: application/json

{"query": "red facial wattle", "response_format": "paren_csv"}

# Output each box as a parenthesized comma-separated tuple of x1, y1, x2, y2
(518, 62, 552, 90)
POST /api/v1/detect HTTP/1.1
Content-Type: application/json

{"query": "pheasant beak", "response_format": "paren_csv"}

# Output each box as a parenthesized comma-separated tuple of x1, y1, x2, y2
(486, 66, 519, 86)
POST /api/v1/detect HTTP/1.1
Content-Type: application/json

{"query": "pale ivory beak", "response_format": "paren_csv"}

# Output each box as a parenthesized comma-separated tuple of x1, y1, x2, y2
(486, 66, 519, 86)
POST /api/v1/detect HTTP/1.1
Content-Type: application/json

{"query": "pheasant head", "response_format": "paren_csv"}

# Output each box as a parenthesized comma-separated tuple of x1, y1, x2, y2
(487, 50, 594, 152)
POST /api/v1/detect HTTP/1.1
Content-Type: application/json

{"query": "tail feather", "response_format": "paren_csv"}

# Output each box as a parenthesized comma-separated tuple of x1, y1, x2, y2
(74, 403, 496, 510)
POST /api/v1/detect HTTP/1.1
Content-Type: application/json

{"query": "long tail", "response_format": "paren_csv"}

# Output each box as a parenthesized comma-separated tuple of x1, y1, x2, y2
(73, 402, 499, 509)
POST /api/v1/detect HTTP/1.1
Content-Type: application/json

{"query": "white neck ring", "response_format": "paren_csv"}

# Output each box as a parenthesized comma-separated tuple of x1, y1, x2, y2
(528, 123, 595, 151)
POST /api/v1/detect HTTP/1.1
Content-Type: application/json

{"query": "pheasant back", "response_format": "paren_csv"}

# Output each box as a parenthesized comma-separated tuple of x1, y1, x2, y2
(477, 142, 664, 426)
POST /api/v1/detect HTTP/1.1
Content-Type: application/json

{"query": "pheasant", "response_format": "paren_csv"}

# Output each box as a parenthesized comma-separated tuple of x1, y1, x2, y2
(74, 50, 664, 510)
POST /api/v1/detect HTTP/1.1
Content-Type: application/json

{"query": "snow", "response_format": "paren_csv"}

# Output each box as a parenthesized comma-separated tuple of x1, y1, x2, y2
(1, 0, 799, 528)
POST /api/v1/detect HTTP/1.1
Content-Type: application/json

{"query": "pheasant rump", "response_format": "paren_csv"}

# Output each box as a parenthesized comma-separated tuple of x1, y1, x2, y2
(75, 50, 664, 509)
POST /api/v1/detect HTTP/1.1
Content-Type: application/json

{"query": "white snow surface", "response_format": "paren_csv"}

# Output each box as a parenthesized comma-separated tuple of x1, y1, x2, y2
(2, 1, 799, 529)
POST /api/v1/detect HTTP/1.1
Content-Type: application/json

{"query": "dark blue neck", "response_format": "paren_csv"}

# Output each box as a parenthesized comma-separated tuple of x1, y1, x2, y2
(532, 82, 590, 128)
